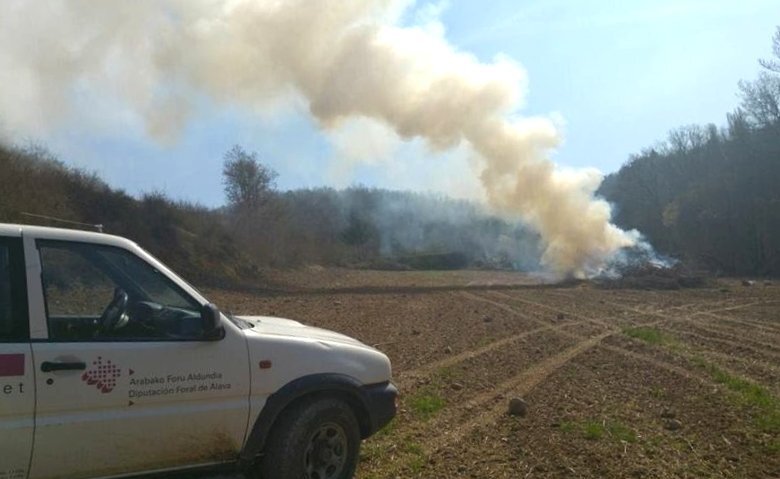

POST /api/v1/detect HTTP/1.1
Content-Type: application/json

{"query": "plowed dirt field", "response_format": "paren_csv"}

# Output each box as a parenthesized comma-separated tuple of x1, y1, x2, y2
(206, 270, 780, 478)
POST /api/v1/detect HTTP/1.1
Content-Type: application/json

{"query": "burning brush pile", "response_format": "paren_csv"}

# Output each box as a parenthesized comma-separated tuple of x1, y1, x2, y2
(593, 262, 711, 290)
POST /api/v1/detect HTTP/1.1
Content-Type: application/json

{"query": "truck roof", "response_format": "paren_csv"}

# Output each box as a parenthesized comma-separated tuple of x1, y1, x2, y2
(0, 223, 137, 249)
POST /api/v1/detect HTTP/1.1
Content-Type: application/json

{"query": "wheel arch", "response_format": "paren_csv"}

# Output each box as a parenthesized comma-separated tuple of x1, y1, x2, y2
(239, 373, 373, 465)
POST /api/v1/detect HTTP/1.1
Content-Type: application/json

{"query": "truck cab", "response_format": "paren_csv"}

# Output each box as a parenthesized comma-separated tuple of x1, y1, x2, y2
(0, 224, 396, 479)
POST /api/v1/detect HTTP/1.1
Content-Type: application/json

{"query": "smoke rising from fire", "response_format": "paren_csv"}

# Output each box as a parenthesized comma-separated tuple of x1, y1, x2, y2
(0, 0, 640, 276)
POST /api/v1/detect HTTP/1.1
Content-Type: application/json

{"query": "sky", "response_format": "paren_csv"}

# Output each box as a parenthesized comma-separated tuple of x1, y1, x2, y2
(4, 0, 778, 207)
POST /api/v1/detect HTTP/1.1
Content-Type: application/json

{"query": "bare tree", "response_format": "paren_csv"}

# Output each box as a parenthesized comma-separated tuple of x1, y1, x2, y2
(739, 27, 780, 128)
(222, 145, 277, 211)
(739, 74, 780, 127)
(759, 26, 780, 73)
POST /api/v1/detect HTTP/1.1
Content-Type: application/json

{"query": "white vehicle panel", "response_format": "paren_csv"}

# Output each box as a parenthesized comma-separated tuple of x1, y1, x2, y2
(29, 335, 250, 479)
(0, 343, 34, 479)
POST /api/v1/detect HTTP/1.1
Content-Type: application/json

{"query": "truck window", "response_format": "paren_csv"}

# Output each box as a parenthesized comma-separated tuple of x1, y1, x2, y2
(39, 246, 116, 320)
(0, 238, 28, 342)
(38, 241, 205, 342)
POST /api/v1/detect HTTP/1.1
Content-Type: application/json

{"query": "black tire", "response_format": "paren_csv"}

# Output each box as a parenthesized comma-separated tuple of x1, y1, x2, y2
(258, 397, 361, 479)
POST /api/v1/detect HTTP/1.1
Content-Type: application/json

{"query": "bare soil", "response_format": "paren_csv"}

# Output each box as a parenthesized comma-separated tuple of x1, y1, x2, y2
(204, 272, 780, 478)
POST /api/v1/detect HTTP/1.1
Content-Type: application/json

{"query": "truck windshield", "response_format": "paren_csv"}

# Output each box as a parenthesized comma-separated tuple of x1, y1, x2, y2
(95, 247, 200, 312)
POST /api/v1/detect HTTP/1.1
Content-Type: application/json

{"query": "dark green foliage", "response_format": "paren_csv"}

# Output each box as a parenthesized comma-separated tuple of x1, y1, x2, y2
(397, 252, 468, 270)
(600, 28, 780, 276)
(222, 145, 277, 211)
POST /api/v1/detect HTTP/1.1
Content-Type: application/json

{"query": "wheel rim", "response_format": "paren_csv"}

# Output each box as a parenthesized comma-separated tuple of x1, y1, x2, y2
(304, 422, 348, 479)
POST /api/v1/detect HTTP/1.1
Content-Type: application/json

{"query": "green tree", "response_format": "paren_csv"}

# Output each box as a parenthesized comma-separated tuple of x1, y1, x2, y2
(222, 145, 277, 211)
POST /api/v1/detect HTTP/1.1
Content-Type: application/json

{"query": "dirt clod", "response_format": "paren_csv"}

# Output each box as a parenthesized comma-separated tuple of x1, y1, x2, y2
(507, 397, 528, 417)
(663, 418, 683, 431)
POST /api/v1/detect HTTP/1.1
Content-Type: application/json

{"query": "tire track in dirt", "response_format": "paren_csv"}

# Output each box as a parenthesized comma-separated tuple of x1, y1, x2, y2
(421, 331, 614, 455)
(464, 291, 780, 387)
(419, 335, 715, 457)
(397, 323, 578, 387)
(472, 291, 612, 329)
(668, 318, 780, 352)
(710, 300, 779, 313)
(504, 289, 780, 359)
(488, 289, 713, 329)
(695, 310, 780, 336)
(697, 349, 780, 392)
(375, 289, 755, 475)
(395, 289, 638, 392)
(667, 328, 780, 362)
(408, 292, 711, 455)
(367, 288, 773, 476)
(464, 291, 714, 382)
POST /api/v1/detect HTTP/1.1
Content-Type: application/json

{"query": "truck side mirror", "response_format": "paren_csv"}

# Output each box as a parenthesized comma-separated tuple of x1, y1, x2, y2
(201, 303, 225, 341)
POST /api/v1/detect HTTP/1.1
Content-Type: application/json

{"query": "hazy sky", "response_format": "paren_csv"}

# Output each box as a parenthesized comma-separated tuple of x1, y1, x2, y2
(7, 0, 778, 207)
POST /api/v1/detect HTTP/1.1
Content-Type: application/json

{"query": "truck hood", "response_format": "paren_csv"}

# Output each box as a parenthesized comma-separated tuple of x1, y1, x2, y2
(237, 315, 366, 347)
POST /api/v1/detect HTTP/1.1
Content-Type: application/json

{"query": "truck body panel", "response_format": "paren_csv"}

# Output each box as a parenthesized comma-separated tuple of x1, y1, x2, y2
(0, 224, 396, 479)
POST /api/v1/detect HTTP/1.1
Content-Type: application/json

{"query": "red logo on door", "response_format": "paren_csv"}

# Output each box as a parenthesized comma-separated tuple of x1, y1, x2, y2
(0, 354, 24, 377)
(81, 356, 121, 393)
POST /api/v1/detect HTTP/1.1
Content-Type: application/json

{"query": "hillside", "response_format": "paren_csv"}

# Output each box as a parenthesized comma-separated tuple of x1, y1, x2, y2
(599, 38, 780, 276)
(0, 144, 253, 285)
(0, 143, 541, 285)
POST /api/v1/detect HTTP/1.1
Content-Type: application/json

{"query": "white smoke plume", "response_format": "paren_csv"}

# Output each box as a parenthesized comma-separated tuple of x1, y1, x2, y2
(0, 0, 640, 276)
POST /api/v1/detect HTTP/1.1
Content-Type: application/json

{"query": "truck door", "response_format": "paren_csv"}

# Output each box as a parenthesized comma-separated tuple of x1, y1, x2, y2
(0, 235, 34, 479)
(27, 239, 250, 479)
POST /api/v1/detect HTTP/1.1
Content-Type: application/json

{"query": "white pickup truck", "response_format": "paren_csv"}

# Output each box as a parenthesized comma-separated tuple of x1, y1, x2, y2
(0, 224, 397, 479)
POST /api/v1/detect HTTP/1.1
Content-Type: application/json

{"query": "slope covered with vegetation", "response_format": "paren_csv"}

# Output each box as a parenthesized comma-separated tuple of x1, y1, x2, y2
(0, 144, 253, 285)
(0, 143, 540, 285)
(599, 28, 780, 276)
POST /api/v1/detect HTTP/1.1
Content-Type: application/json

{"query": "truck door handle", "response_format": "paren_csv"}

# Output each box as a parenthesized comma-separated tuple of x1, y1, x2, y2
(41, 361, 87, 372)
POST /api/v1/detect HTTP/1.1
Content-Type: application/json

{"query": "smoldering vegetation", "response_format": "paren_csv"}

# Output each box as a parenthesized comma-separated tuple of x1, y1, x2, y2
(0, 142, 541, 286)
(232, 186, 542, 271)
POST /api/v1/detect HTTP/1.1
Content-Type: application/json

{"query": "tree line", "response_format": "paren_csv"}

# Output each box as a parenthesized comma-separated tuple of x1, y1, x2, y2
(0, 142, 540, 286)
(599, 27, 780, 276)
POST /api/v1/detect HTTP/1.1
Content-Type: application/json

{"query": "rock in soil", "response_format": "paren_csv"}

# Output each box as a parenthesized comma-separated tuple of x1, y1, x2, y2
(508, 397, 528, 417)
(451, 382, 464, 391)
(663, 418, 683, 431)
(444, 345, 453, 354)
(742, 280, 755, 287)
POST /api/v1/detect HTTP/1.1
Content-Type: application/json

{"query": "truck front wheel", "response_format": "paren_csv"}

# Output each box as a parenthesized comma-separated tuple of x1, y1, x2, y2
(258, 397, 361, 479)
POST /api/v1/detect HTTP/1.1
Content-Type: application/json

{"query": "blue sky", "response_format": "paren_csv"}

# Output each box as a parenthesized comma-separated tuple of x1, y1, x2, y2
(19, 0, 780, 206)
